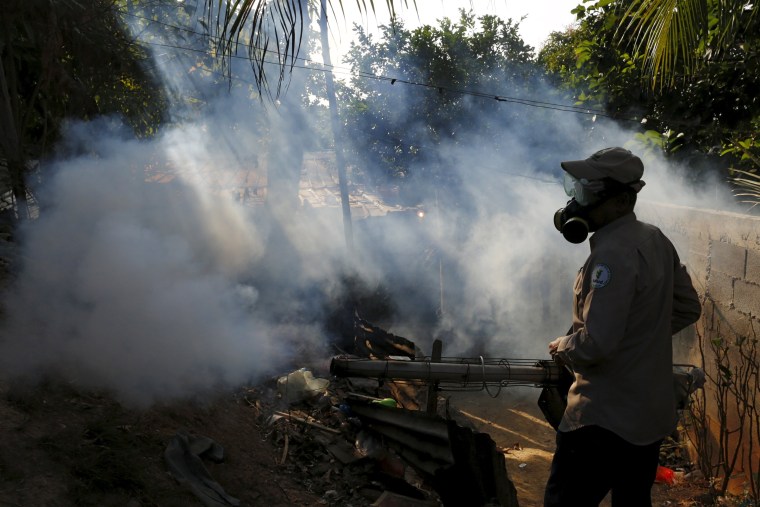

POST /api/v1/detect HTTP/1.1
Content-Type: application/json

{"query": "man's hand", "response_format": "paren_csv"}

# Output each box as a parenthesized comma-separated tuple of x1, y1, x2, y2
(549, 337, 563, 356)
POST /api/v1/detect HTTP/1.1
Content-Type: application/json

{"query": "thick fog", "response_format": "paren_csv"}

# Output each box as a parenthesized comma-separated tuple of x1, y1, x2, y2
(0, 8, 739, 406)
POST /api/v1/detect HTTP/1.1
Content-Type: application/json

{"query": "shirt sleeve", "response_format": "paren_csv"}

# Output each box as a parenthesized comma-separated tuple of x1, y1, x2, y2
(672, 262, 701, 334)
(556, 251, 638, 367)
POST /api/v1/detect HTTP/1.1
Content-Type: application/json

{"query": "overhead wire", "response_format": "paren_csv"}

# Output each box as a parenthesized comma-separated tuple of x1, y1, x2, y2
(122, 9, 758, 139)
(119, 7, 631, 121)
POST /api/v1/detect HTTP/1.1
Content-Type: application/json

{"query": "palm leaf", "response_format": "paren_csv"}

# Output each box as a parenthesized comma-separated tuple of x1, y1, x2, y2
(617, 0, 708, 90)
(617, 0, 760, 90)
(203, 0, 415, 97)
(729, 168, 760, 211)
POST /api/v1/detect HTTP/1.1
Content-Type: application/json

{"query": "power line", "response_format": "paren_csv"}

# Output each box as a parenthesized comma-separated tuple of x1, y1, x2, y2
(120, 8, 628, 121)
(139, 38, 637, 123)
(121, 6, 758, 134)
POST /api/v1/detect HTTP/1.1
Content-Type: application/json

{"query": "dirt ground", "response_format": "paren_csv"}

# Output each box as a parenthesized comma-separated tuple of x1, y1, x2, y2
(0, 378, 323, 507)
(0, 371, 725, 507)
(445, 389, 716, 507)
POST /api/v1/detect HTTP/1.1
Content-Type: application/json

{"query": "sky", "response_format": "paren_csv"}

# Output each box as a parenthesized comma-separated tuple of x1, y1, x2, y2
(327, 0, 580, 62)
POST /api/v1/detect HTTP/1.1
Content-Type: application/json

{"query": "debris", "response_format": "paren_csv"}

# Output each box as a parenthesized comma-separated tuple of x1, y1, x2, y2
(276, 369, 330, 404)
(322, 489, 341, 502)
(518, 463, 527, 470)
(312, 432, 363, 464)
(279, 434, 289, 465)
(354, 314, 417, 359)
(499, 443, 523, 454)
(164, 431, 240, 507)
(348, 399, 519, 506)
(656, 465, 676, 485)
(273, 411, 342, 434)
(373, 397, 399, 408)
(371, 490, 440, 506)
(683, 469, 705, 482)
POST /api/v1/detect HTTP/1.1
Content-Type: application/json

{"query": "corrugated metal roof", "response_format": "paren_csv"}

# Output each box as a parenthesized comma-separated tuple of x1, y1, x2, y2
(145, 150, 418, 219)
(298, 152, 413, 219)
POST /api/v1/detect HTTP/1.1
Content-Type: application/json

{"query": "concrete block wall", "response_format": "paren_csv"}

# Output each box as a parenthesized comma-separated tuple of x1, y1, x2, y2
(638, 201, 760, 494)
(638, 202, 760, 336)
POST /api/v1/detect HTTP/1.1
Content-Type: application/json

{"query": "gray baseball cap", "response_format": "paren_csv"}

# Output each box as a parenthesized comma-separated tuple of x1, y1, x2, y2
(561, 147, 645, 192)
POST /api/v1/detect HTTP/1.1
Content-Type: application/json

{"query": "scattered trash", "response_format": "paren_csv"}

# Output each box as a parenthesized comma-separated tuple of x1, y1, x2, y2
(372, 397, 398, 408)
(164, 430, 240, 507)
(270, 410, 342, 434)
(258, 319, 523, 506)
(371, 490, 440, 506)
(518, 463, 528, 470)
(656, 465, 676, 485)
(276, 368, 330, 404)
(322, 489, 340, 502)
(499, 442, 523, 454)
(683, 469, 705, 482)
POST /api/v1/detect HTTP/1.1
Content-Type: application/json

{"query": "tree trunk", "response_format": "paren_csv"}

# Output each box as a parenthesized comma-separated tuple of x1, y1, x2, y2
(319, 0, 353, 253)
(0, 39, 28, 220)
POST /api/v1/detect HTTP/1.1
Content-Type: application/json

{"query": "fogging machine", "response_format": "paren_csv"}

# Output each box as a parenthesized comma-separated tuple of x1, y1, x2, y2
(330, 355, 702, 430)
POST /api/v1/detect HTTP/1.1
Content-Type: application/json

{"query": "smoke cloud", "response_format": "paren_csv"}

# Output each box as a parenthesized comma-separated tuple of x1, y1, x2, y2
(0, 9, 740, 406)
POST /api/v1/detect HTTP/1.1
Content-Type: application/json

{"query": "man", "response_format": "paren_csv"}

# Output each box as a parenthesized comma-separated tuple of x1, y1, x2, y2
(545, 147, 702, 507)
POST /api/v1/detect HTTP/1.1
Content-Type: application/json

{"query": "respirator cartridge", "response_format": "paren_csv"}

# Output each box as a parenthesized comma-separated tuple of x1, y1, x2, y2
(554, 199, 591, 244)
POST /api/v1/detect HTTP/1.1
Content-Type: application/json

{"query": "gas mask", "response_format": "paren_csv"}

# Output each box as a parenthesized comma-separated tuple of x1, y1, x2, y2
(553, 175, 606, 244)
(554, 198, 595, 244)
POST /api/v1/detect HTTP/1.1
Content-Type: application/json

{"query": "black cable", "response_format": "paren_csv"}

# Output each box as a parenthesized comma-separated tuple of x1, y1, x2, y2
(120, 8, 623, 119)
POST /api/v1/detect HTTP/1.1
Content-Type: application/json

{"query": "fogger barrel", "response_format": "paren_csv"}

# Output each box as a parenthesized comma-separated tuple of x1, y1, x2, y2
(331, 355, 704, 431)
(330, 356, 564, 388)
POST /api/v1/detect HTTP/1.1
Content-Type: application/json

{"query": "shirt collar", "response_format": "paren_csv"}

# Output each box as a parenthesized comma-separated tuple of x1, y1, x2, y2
(590, 212, 637, 249)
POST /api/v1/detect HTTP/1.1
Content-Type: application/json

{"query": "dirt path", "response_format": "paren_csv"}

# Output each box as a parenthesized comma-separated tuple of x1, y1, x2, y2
(446, 388, 712, 507)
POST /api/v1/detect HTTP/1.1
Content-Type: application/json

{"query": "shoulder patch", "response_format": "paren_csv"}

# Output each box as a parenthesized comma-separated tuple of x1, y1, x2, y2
(590, 263, 612, 289)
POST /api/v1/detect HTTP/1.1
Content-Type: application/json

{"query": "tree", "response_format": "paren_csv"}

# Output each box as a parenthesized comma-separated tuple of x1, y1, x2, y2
(339, 10, 544, 203)
(540, 1, 760, 193)
(612, 0, 760, 204)
(0, 0, 169, 219)
(615, 0, 758, 91)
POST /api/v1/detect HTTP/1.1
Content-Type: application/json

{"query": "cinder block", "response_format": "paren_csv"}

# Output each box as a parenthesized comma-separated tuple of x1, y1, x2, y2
(696, 299, 715, 335)
(688, 236, 710, 258)
(710, 241, 746, 279)
(734, 280, 760, 318)
(706, 271, 734, 305)
(668, 230, 690, 259)
(684, 252, 708, 294)
(711, 304, 754, 340)
(746, 248, 760, 285)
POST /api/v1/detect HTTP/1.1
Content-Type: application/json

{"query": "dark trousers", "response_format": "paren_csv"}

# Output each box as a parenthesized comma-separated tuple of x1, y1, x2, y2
(544, 425, 662, 507)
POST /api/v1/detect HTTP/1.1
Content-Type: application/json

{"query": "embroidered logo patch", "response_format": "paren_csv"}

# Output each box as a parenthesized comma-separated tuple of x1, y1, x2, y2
(590, 263, 612, 289)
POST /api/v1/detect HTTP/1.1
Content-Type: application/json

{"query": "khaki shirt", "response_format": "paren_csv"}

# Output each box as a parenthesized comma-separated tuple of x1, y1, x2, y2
(555, 212, 701, 445)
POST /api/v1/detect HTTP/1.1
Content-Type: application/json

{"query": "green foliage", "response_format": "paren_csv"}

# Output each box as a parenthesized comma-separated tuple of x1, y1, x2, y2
(0, 0, 174, 217)
(339, 9, 545, 197)
(540, 3, 647, 117)
(2, 0, 170, 144)
(537, 0, 760, 202)
(633, 129, 685, 156)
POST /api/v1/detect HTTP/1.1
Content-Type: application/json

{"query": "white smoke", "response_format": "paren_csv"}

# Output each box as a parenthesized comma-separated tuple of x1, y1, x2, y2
(0, 8, 740, 406)
(0, 122, 290, 404)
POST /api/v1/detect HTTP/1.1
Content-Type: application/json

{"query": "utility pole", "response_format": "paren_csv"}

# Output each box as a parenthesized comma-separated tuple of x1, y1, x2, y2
(318, 0, 354, 254)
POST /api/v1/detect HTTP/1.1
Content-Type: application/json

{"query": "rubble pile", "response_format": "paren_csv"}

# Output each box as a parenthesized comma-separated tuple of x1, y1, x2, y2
(241, 349, 519, 507)
(243, 373, 441, 506)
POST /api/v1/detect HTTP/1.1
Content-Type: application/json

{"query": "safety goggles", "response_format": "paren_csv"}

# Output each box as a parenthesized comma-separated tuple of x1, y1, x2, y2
(563, 173, 606, 206)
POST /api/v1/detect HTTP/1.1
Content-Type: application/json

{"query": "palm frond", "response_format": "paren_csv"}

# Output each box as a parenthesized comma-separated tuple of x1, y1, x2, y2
(729, 168, 760, 211)
(203, 0, 414, 97)
(617, 0, 708, 90)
